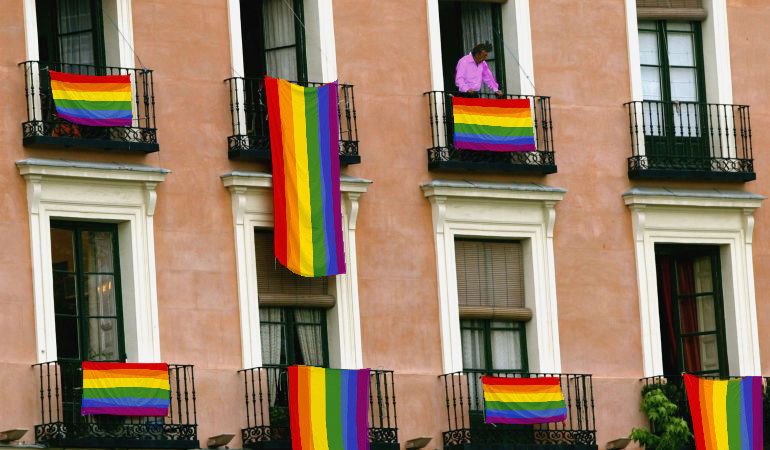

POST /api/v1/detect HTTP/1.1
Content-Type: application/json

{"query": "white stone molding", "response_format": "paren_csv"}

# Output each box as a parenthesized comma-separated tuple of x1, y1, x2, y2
(221, 171, 370, 370)
(17, 159, 169, 364)
(422, 180, 566, 374)
(624, 187, 764, 377)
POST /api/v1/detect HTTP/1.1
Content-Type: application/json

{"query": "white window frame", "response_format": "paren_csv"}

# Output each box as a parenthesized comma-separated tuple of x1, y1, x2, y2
(18, 158, 168, 363)
(422, 180, 566, 374)
(624, 187, 764, 377)
(221, 171, 369, 370)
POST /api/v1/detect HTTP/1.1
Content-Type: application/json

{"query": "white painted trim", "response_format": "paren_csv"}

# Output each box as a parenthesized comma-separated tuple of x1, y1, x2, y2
(624, 188, 764, 376)
(22, 0, 39, 62)
(17, 159, 169, 363)
(422, 181, 566, 374)
(221, 172, 370, 370)
(226, 0, 246, 78)
(314, 0, 338, 82)
(625, 0, 643, 101)
(701, 0, 733, 105)
(426, 0, 444, 91)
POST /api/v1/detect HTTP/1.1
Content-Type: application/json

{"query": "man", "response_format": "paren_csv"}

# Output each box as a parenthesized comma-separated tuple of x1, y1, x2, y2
(454, 43, 503, 96)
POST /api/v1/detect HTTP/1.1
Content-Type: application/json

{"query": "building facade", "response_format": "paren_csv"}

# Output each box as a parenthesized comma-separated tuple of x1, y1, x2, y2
(0, 0, 768, 449)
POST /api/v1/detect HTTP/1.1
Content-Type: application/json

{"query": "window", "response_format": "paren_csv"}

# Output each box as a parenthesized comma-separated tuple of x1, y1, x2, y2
(36, 0, 106, 66)
(51, 220, 125, 362)
(655, 245, 728, 377)
(461, 319, 527, 372)
(240, 0, 307, 82)
(439, 1, 505, 93)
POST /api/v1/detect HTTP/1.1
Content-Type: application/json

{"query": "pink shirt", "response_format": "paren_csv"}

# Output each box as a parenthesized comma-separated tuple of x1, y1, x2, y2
(454, 53, 499, 92)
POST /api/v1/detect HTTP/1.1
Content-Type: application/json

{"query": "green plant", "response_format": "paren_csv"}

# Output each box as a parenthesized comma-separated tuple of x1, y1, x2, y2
(630, 386, 692, 450)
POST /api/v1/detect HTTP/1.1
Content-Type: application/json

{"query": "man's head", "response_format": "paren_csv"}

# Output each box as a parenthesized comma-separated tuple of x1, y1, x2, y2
(471, 42, 493, 64)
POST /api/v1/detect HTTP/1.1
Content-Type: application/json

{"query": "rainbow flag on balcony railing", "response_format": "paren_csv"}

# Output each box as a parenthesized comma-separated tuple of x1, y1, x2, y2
(452, 97, 536, 152)
(684, 373, 763, 450)
(49, 70, 133, 127)
(81, 362, 170, 416)
(482, 376, 567, 424)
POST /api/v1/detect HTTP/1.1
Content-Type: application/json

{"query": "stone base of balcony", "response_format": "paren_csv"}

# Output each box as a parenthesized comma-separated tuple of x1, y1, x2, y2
(428, 148, 557, 174)
(628, 156, 756, 182)
(24, 134, 159, 153)
(445, 444, 598, 450)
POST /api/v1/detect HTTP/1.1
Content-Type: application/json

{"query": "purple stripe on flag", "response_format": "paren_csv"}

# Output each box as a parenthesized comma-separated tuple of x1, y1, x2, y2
(356, 369, 370, 450)
(328, 82, 345, 274)
(81, 406, 168, 416)
(56, 106, 132, 120)
(751, 377, 762, 450)
(317, 84, 337, 274)
(487, 415, 567, 425)
(56, 111, 132, 127)
(455, 141, 537, 152)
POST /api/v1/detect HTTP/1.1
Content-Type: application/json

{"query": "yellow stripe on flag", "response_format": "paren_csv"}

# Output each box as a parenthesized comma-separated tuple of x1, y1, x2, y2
(83, 377, 170, 390)
(453, 113, 533, 128)
(51, 88, 132, 102)
(711, 380, 728, 450)
(483, 391, 565, 403)
(290, 83, 314, 276)
(309, 367, 330, 450)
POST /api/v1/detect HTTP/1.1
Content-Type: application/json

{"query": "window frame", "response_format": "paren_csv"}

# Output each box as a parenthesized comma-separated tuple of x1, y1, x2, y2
(460, 318, 528, 373)
(50, 219, 126, 362)
(36, 0, 106, 66)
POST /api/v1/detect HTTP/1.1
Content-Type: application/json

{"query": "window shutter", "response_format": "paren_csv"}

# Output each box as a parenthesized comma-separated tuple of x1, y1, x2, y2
(637, 0, 706, 20)
(454, 239, 531, 321)
(254, 230, 335, 308)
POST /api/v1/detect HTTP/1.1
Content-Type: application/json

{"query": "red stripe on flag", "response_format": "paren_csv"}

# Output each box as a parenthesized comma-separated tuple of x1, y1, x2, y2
(49, 70, 131, 85)
(288, 366, 302, 450)
(481, 376, 561, 386)
(81, 362, 168, 371)
(264, 76, 288, 265)
(452, 96, 531, 109)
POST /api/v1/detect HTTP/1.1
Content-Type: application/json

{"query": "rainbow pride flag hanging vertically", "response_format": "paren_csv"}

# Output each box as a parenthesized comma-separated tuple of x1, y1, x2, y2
(289, 366, 370, 450)
(684, 373, 763, 450)
(452, 97, 536, 152)
(265, 77, 345, 277)
(49, 71, 133, 127)
(81, 362, 170, 416)
(482, 376, 568, 424)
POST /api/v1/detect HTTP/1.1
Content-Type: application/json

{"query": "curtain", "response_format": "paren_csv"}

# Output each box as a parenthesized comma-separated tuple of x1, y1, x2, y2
(460, 3, 495, 93)
(677, 258, 702, 372)
(85, 231, 118, 361)
(656, 255, 678, 374)
(263, 0, 298, 80)
(260, 308, 284, 405)
(58, 0, 96, 65)
(294, 309, 324, 366)
(490, 323, 522, 371)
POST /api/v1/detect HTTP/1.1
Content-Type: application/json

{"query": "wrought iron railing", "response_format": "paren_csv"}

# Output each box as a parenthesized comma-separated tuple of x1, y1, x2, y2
(625, 101, 754, 181)
(225, 77, 360, 164)
(424, 91, 556, 173)
(640, 374, 770, 448)
(20, 61, 158, 152)
(440, 370, 597, 449)
(240, 366, 398, 449)
(33, 360, 198, 449)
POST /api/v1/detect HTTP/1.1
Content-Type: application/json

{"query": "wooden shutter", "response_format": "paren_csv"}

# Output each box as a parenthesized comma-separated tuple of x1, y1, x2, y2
(637, 0, 706, 20)
(254, 230, 335, 308)
(455, 239, 532, 321)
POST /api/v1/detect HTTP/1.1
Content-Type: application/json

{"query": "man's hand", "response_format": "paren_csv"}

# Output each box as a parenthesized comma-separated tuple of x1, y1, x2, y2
(467, 89, 477, 93)
(494, 90, 504, 98)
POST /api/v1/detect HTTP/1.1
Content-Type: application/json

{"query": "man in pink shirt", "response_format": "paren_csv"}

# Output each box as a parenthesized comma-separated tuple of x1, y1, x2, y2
(454, 43, 503, 96)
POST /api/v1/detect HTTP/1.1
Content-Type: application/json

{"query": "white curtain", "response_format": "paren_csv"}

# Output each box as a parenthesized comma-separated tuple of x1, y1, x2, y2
(58, 0, 96, 65)
(490, 323, 523, 371)
(263, 0, 298, 80)
(260, 308, 283, 405)
(460, 3, 495, 93)
(85, 231, 119, 361)
(294, 309, 324, 366)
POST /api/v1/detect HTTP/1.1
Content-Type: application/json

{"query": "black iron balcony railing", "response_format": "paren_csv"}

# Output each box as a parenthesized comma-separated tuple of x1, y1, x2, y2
(424, 91, 556, 174)
(240, 366, 398, 449)
(625, 100, 754, 181)
(640, 374, 770, 448)
(20, 61, 158, 153)
(33, 360, 198, 449)
(440, 370, 597, 450)
(226, 77, 360, 165)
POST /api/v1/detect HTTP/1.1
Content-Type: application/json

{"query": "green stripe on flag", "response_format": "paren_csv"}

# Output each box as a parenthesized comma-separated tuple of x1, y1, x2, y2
(83, 387, 169, 400)
(454, 123, 534, 137)
(325, 369, 344, 450)
(54, 99, 132, 111)
(726, 380, 742, 450)
(485, 400, 566, 411)
(304, 88, 326, 276)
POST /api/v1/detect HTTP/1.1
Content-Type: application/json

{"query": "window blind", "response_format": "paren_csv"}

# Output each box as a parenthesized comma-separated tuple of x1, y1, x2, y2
(637, 0, 706, 20)
(454, 239, 531, 320)
(254, 230, 335, 308)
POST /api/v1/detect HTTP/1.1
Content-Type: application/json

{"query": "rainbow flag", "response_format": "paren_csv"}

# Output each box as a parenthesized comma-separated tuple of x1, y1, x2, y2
(265, 77, 345, 277)
(81, 362, 170, 416)
(482, 376, 568, 425)
(289, 366, 370, 450)
(452, 97, 536, 152)
(684, 373, 763, 450)
(49, 70, 133, 127)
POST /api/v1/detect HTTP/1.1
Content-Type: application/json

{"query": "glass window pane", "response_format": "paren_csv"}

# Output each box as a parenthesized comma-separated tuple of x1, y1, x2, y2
(262, 0, 296, 49)
(86, 318, 119, 361)
(81, 231, 114, 273)
(682, 334, 720, 373)
(58, 0, 92, 34)
(265, 47, 298, 81)
(667, 32, 695, 66)
(693, 256, 714, 293)
(672, 102, 701, 137)
(666, 22, 693, 32)
(84, 274, 116, 318)
(639, 31, 660, 65)
(55, 316, 80, 359)
(260, 308, 286, 366)
(293, 309, 324, 366)
(461, 323, 484, 370)
(51, 228, 76, 272)
(53, 273, 78, 315)
(490, 326, 523, 370)
(679, 295, 717, 334)
(638, 20, 657, 31)
(669, 67, 698, 101)
(642, 100, 664, 136)
(641, 66, 662, 100)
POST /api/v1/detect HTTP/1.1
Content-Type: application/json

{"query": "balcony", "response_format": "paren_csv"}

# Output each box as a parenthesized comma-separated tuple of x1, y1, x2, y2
(226, 77, 360, 165)
(424, 91, 556, 174)
(240, 366, 399, 449)
(20, 61, 158, 153)
(440, 370, 597, 450)
(625, 101, 755, 181)
(33, 360, 198, 449)
(640, 374, 770, 448)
